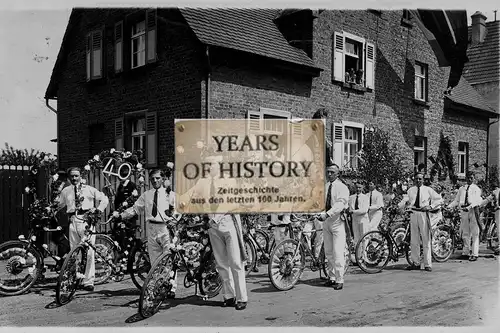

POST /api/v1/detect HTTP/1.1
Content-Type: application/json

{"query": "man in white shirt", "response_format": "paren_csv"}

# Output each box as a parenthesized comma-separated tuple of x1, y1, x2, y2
(121, 169, 178, 298)
(447, 171, 483, 261)
(367, 181, 384, 231)
(399, 172, 442, 271)
(318, 164, 350, 290)
(57, 167, 109, 291)
(348, 181, 369, 245)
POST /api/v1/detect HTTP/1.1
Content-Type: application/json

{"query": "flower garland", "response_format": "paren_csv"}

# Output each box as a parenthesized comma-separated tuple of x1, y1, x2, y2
(24, 154, 57, 198)
(28, 198, 53, 223)
(83, 148, 147, 183)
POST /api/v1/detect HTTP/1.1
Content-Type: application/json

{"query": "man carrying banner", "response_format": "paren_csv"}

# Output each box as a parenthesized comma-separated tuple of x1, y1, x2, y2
(448, 171, 483, 261)
(317, 164, 349, 290)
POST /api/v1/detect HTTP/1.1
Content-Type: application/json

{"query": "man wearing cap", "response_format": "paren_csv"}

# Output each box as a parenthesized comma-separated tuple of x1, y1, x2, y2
(121, 168, 179, 299)
(367, 181, 384, 231)
(448, 171, 483, 261)
(56, 167, 109, 291)
(399, 172, 442, 271)
(317, 164, 349, 290)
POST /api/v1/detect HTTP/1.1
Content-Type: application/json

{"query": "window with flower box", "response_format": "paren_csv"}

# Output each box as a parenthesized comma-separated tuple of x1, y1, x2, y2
(332, 31, 375, 89)
(115, 110, 158, 167)
(332, 121, 364, 169)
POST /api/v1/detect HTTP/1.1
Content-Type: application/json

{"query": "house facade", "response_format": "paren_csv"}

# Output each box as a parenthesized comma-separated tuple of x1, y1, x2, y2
(463, 12, 500, 168)
(45, 8, 497, 179)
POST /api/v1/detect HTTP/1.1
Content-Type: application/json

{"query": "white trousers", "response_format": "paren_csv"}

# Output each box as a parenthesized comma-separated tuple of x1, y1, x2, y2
(147, 223, 177, 292)
(69, 216, 95, 287)
(303, 219, 324, 258)
(368, 210, 383, 231)
(209, 219, 248, 302)
(460, 210, 480, 256)
(352, 214, 369, 245)
(410, 211, 432, 268)
(323, 216, 346, 283)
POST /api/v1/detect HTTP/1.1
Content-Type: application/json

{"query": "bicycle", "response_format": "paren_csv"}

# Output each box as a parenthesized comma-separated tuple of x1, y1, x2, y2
(54, 211, 148, 305)
(0, 202, 69, 296)
(138, 218, 222, 318)
(354, 210, 414, 273)
(267, 214, 330, 291)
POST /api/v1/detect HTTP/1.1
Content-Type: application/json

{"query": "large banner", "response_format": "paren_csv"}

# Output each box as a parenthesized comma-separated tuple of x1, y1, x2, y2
(174, 119, 325, 214)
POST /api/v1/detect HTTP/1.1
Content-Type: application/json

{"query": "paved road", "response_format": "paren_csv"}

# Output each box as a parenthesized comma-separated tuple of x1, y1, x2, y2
(1, 248, 498, 327)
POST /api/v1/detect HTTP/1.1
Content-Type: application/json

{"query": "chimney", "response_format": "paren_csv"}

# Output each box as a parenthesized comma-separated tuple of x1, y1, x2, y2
(471, 11, 487, 44)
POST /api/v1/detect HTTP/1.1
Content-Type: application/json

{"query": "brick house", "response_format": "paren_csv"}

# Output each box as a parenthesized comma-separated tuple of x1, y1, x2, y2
(463, 12, 500, 167)
(45, 8, 497, 179)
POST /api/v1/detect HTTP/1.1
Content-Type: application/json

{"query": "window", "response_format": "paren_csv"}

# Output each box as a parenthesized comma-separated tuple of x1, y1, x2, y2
(115, 9, 157, 72)
(414, 62, 428, 101)
(131, 21, 146, 69)
(414, 136, 427, 173)
(333, 31, 375, 89)
(247, 108, 291, 159)
(86, 30, 103, 81)
(115, 111, 158, 167)
(457, 142, 469, 176)
(332, 121, 364, 169)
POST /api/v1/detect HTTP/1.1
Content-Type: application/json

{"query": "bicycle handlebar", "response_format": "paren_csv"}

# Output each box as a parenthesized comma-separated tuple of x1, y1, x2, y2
(43, 226, 63, 232)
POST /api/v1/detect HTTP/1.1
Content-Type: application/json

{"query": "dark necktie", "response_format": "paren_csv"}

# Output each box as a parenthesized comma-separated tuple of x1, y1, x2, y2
(152, 189, 158, 217)
(355, 194, 359, 210)
(325, 183, 333, 211)
(464, 185, 470, 206)
(369, 191, 373, 206)
(415, 186, 421, 208)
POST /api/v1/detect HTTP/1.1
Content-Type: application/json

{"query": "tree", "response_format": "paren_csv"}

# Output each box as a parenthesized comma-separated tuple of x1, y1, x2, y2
(356, 127, 412, 192)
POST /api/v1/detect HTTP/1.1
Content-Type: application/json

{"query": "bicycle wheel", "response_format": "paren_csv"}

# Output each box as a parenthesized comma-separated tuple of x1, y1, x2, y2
(55, 245, 87, 305)
(0, 240, 43, 296)
(244, 237, 257, 277)
(318, 245, 328, 278)
(487, 222, 499, 251)
(139, 252, 176, 318)
(268, 239, 305, 291)
(432, 226, 454, 262)
(198, 251, 223, 298)
(254, 229, 269, 253)
(94, 235, 116, 285)
(128, 239, 151, 290)
(355, 231, 390, 274)
(391, 227, 407, 259)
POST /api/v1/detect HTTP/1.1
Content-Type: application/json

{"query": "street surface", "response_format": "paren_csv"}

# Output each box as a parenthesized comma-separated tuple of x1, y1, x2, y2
(1, 246, 498, 327)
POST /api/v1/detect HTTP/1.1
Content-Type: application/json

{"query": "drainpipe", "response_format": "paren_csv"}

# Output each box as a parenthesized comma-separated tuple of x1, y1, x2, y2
(45, 97, 59, 165)
(205, 45, 211, 120)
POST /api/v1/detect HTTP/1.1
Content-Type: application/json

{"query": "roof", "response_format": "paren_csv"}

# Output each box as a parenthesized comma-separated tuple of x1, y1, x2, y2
(445, 71, 498, 116)
(463, 21, 500, 84)
(179, 8, 320, 71)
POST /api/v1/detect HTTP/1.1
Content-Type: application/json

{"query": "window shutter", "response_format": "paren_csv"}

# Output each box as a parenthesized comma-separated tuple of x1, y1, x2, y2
(86, 33, 91, 81)
(91, 30, 103, 79)
(145, 9, 157, 64)
(332, 122, 344, 167)
(115, 118, 124, 150)
(465, 142, 469, 173)
(365, 42, 375, 89)
(114, 21, 123, 73)
(145, 111, 158, 167)
(246, 110, 262, 134)
(332, 32, 344, 82)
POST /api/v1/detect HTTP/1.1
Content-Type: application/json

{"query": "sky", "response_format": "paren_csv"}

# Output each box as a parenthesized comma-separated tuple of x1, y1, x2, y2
(0, 1, 497, 155)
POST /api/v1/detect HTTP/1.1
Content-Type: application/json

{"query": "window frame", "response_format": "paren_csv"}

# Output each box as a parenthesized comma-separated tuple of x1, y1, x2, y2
(413, 135, 428, 173)
(130, 20, 146, 69)
(414, 61, 428, 102)
(130, 117, 146, 153)
(457, 141, 469, 177)
(86, 28, 104, 81)
(332, 120, 365, 169)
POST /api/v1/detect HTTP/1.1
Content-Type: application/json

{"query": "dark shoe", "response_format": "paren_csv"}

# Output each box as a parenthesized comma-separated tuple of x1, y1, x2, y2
(222, 297, 236, 307)
(166, 291, 175, 299)
(405, 265, 419, 271)
(235, 301, 247, 310)
(82, 285, 94, 292)
(325, 279, 336, 287)
(458, 254, 469, 260)
(333, 283, 344, 290)
(469, 256, 478, 262)
(424, 267, 432, 272)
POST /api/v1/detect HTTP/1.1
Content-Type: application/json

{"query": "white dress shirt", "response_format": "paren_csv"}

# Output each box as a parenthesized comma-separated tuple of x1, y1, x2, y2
(325, 179, 350, 217)
(399, 185, 442, 210)
(123, 187, 176, 222)
(58, 183, 109, 213)
(368, 189, 384, 212)
(349, 193, 369, 216)
(448, 183, 482, 209)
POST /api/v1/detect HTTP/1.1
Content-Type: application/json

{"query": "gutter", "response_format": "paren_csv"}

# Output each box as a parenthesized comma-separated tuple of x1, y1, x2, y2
(205, 45, 211, 121)
(45, 97, 59, 164)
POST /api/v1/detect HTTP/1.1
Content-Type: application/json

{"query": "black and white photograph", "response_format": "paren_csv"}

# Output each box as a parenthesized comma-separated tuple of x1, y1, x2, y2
(0, 0, 498, 329)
